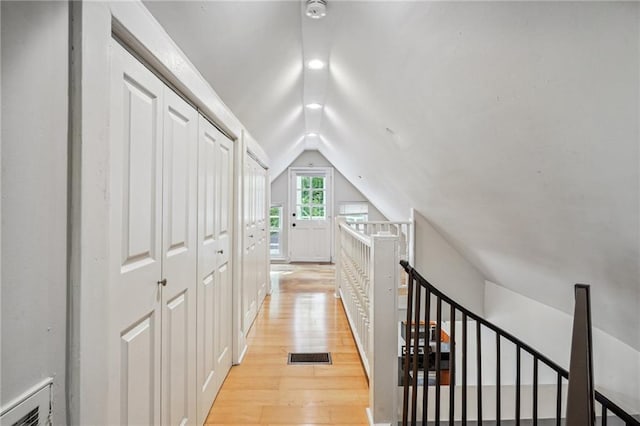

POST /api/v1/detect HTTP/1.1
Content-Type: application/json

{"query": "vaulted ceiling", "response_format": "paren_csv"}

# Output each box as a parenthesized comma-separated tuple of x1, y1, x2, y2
(145, 1, 639, 350)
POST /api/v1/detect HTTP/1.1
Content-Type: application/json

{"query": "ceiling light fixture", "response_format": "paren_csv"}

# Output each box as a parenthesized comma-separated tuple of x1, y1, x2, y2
(306, 103, 323, 110)
(306, 132, 318, 137)
(307, 59, 325, 70)
(305, 0, 327, 19)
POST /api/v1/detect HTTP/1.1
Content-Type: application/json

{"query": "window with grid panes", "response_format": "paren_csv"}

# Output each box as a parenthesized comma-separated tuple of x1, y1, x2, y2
(295, 176, 326, 220)
(269, 206, 283, 256)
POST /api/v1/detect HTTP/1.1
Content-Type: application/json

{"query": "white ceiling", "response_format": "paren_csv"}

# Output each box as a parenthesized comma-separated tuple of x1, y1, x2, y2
(145, 1, 639, 350)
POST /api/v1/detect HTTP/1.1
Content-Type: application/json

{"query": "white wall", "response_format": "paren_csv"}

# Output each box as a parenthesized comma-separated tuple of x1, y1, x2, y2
(413, 209, 486, 315)
(270, 150, 386, 260)
(1, 1, 68, 423)
(485, 281, 640, 414)
(315, 2, 640, 354)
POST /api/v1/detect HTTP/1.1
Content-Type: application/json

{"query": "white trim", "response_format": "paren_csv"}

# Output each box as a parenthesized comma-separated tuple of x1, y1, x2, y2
(109, 2, 241, 140)
(244, 132, 269, 176)
(365, 407, 391, 426)
(236, 342, 249, 365)
(232, 131, 248, 365)
(269, 203, 285, 260)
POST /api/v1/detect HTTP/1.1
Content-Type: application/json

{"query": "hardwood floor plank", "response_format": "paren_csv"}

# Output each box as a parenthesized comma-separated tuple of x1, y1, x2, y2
(259, 406, 332, 424)
(205, 263, 369, 425)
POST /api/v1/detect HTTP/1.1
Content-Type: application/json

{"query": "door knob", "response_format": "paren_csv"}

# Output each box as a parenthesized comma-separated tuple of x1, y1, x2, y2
(157, 278, 167, 287)
(217, 250, 224, 254)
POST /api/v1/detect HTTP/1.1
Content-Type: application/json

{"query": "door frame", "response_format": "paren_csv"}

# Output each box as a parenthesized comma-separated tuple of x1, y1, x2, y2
(287, 166, 334, 263)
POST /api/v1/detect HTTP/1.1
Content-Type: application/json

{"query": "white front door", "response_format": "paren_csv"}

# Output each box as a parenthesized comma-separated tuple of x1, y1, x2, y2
(288, 167, 333, 262)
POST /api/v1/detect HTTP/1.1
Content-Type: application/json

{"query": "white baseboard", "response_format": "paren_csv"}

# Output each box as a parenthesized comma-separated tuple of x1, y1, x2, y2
(366, 407, 392, 426)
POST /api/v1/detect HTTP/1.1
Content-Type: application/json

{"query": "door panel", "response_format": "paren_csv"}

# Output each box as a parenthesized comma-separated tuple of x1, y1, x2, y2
(109, 43, 163, 426)
(216, 264, 231, 365)
(165, 291, 189, 425)
(216, 139, 232, 264)
(201, 271, 215, 387)
(165, 107, 191, 255)
(161, 87, 198, 426)
(120, 313, 157, 426)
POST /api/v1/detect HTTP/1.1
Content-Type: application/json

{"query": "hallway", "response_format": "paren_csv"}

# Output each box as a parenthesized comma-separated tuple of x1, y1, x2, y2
(205, 264, 370, 425)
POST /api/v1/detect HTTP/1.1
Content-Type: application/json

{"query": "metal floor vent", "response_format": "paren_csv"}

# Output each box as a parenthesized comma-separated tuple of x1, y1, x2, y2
(288, 352, 332, 365)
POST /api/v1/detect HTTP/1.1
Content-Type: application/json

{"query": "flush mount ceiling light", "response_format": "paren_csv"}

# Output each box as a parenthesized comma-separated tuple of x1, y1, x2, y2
(306, 132, 319, 137)
(305, 0, 327, 19)
(307, 59, 325, 70)
(306, 103, 323, 110)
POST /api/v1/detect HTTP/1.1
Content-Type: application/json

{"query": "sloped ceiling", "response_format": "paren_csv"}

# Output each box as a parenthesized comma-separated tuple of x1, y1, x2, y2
(145, 1, 639, 350)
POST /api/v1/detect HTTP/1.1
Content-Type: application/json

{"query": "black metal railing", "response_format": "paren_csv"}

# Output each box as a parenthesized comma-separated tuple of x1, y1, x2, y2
(400, 260, 639, 426)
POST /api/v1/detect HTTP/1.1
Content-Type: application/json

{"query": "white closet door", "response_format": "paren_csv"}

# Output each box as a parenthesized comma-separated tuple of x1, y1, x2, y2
(256, 167, 268, 303)
(108, 42, 163, 426)
(242, 156, 257, 333)
(196, 116, 218, 424)
(241, 156, 270, 333)
(161, 87, 198, 426)
(214, 131, 233, 389)
(196, 117, 234, 423)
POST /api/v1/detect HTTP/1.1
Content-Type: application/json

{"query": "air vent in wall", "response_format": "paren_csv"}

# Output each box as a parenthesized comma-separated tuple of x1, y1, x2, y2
(0, 378, 52, 426)
(10, 407, 39, 426)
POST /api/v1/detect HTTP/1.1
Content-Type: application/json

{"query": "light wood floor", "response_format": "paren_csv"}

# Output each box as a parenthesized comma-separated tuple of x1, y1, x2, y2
(205, 263, 369, 425)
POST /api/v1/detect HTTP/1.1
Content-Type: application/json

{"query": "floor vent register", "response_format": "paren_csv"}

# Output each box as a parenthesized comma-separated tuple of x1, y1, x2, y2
(287, 352, 332, 365)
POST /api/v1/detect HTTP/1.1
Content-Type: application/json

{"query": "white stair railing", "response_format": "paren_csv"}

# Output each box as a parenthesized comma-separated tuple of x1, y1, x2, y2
(345, 220, 413, 265)
(336, 217, 405, 425)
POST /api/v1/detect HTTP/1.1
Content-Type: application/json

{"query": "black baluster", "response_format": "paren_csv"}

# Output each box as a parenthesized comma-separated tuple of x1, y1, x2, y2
(402, 273, 414, 426)
(556, 372, 562, 426)
(423, 289, 431, 426)
(516, 345, 521, 426)
(411, 283, 422, 426)
(449, 305, 456, 426)
(435, 297, 442, 425)
(462, 312, 467, 424)
(496, 334, 501, 425)
(476, 320, 482, 424)
(533, 357, 538, 426)
(602, 405, 607, 426)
